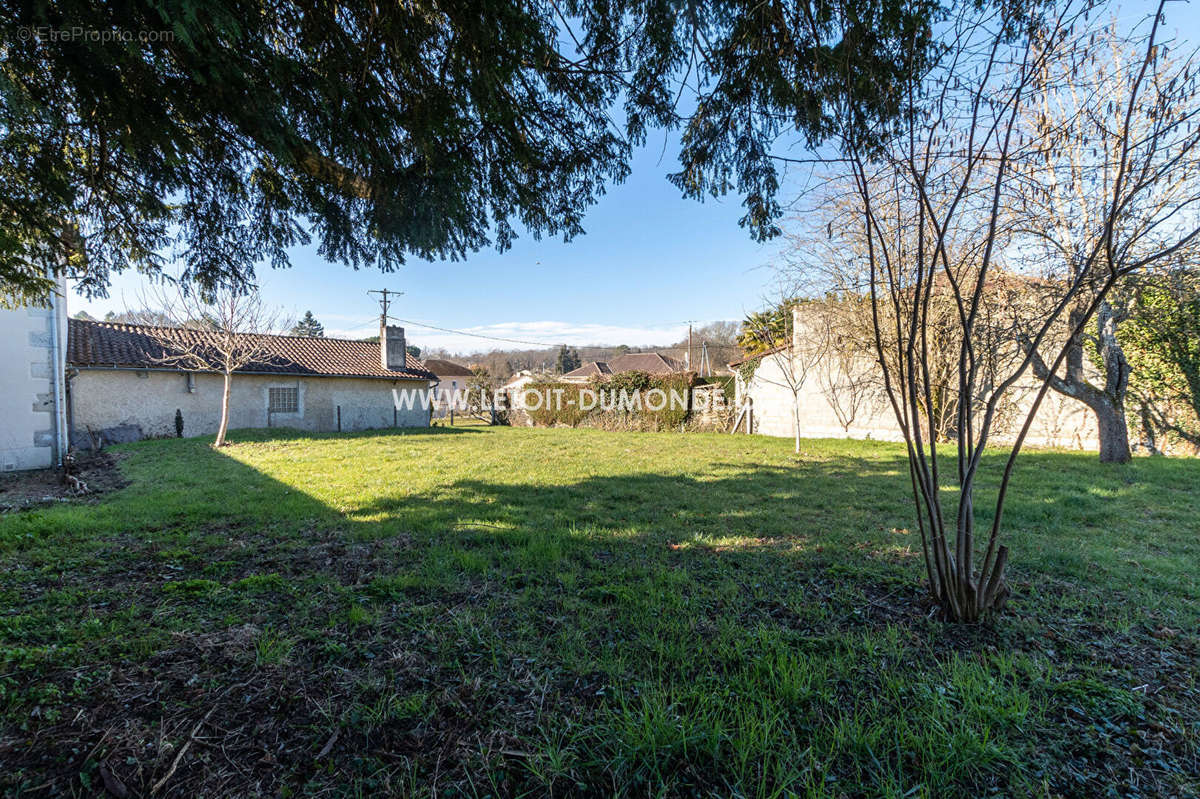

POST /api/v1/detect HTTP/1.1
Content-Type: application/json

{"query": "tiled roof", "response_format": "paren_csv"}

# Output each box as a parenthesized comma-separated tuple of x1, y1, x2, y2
(607, 352, 686, 374)
(563, 361, 611, 378)
(422, 358, 474, 377)
(67, 319, 436, 381)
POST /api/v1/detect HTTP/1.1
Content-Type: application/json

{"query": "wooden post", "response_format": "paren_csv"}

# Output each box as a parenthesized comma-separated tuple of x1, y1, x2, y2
(337, 405, 342, 432)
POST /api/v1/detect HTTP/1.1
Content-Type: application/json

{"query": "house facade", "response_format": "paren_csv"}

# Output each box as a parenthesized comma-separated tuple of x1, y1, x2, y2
(731, 306, 1101, 450)
(423, 358, 474, 416)
(0, 291, 69, 471)
(67, 319, 436, 446)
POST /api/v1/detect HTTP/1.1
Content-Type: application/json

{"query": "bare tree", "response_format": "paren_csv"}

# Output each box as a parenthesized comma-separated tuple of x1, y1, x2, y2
(1009, 23, 1200, 463)
(145, 283, 285, 447)
(784, 196, 1024, 445)
(824, 1, 1200, 621)
(741, 296, 826, 453)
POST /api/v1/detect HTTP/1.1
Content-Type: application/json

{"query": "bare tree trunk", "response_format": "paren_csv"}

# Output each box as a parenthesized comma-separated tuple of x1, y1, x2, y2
(1093, 302, 1133, 463)
(1027, 303, 1132, 463)
(215, 370, 233, 447)
(1095, 399, 1131, 463)
(793, 399, 801, 453)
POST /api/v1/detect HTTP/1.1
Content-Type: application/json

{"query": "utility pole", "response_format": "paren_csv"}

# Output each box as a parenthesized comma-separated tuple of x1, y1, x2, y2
(686, 321, 695, 371)
(368, 288, 403, 326)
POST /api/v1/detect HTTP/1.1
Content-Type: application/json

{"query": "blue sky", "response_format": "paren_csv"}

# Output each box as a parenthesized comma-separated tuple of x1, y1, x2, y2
(71, 134, 783, 353)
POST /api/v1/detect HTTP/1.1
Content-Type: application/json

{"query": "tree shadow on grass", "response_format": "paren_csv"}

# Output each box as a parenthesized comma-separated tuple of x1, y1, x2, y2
(3, 433, 1197, 797)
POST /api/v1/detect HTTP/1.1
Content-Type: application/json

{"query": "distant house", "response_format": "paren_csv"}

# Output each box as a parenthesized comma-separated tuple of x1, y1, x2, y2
(424, 358, 474, 415)
(561, 353, 686, 383)
(606, 352, 686, 375)
(500, 370, 546, 409)
(561, 361, 611, 383)
(67, 319, 436, 446)
(424, 357, 475, 400)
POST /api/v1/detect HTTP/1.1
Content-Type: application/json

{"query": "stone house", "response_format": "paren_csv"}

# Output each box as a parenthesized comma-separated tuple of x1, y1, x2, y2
(561, 361, 612, 384)
(423, 358, 475, 416)
(66, 319, 436, 447)
(730, 305, 1100, 450)
(605, 352, 686, 375)
(560, 353, 687, 384)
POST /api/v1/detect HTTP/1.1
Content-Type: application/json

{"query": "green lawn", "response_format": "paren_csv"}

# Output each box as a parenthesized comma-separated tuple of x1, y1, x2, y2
(1, 427, 1197, 797)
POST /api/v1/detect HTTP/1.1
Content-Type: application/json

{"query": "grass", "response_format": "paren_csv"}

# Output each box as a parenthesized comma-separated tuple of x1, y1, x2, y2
(1, 426, 1197, 797)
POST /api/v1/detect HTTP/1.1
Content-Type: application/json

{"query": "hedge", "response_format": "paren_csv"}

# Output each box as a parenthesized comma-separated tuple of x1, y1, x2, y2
(518, 371, 696, 431)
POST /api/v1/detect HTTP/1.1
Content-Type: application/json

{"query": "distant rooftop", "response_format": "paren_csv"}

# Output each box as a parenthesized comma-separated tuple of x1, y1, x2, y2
(422, 358, 474, 377)
(563, 361, 612, 379)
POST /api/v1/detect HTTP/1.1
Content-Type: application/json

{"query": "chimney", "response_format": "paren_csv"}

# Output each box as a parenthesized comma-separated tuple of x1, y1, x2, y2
(381, 319, 407, 371)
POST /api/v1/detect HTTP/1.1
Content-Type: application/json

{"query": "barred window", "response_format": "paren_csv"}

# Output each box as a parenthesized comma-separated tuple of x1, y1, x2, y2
(268, 387, 299, 413)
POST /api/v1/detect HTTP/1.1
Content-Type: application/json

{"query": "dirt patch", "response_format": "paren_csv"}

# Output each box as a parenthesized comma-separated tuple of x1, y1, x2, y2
(0, 451, 128, 512)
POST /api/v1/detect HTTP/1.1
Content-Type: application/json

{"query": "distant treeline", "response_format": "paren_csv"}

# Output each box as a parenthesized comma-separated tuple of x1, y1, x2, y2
(421, 321, 742, 379)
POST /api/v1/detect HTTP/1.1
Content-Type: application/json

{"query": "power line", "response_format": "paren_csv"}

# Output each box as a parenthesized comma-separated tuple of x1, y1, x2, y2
(386, 315, 729, 350)
(387, 316, 570, 347)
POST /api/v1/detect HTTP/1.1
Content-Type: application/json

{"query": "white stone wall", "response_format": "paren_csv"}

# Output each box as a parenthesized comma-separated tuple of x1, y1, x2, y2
(735, 347, 1102, 450)
(0, 303, 65, 471)
(736, 351, 904, 442)
(69, 369, 432, 445)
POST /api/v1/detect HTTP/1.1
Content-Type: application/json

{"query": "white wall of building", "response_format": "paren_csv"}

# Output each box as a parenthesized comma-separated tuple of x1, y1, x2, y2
(1, 301, 66, 471)
(69, 369, 432, 446)
(431, 374, 473, 418)
(734, 309, 1102, 451)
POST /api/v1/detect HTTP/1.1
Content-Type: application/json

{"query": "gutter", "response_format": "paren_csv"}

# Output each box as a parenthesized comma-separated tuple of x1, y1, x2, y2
(47, 281, 68, 467)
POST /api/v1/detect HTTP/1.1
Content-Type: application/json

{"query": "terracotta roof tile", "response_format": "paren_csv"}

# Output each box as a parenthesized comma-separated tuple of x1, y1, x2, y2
(563, 361, 612, 378)
(606, 352, 686, 374)
(67, 319, 436, 381)
(422, 358, 474, 377)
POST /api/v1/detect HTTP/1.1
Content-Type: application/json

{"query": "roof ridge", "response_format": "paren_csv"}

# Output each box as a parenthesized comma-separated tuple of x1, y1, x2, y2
(69, 318, 436, 380)
(71, 317, 379, 346)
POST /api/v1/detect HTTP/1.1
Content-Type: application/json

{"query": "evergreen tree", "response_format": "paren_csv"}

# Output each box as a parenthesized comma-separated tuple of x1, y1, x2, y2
(556, 345, 578, 374)
(290, 310, 325, 338)
(406, 344, 422, 360)
(1, 1, 943, 303)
